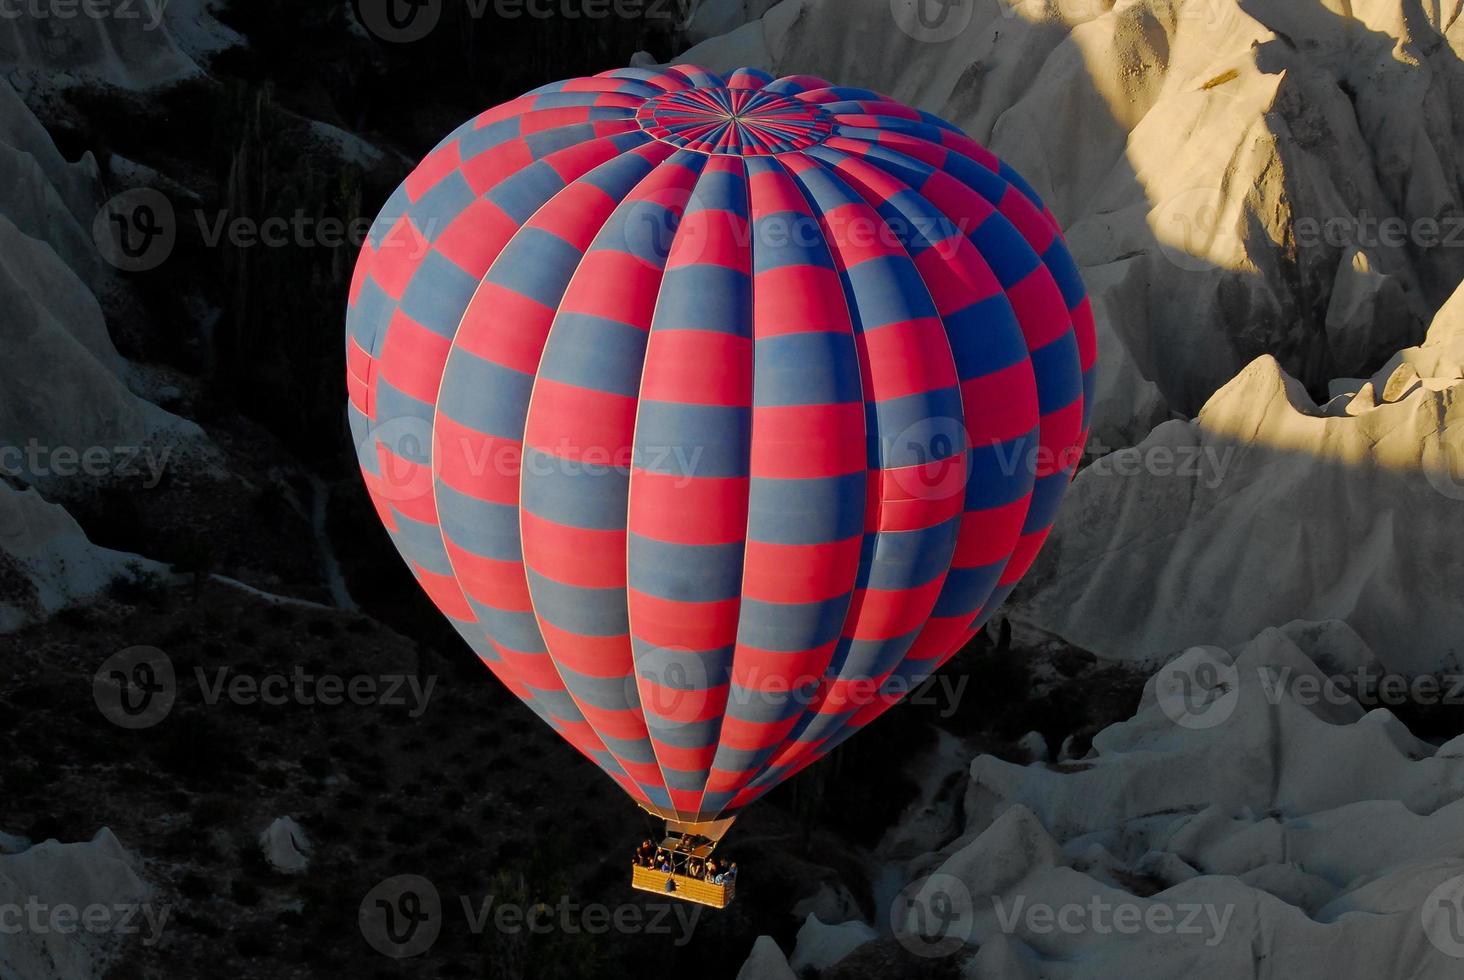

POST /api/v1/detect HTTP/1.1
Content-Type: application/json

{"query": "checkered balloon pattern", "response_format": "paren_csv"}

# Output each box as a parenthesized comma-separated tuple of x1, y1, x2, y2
(345, 65, 1095, 823)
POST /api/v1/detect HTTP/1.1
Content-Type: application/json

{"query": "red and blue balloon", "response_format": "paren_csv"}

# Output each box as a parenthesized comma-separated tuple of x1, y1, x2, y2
(345, 65, 1095, 825)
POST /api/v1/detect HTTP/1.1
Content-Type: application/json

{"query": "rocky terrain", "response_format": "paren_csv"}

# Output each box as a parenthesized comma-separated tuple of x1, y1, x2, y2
(1015, 285, 1464, 676)
(1, 0, 1462, 978)
(682, 0, 1464, 445)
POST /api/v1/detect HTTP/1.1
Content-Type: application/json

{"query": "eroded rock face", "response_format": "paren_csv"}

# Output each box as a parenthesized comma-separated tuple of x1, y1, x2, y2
(681, 0, 1464, 444)
(735, 935, 798, 980)
(0, 0, 238, 90)
(0, 211, 190, 458)
(789, 914, 878, 974)
(1014, 283, 1464, 674)
(959, 621, 1455, 838)
(0, 72, 203, 463)
(0, 482, 167, 630)
(875, 624, 1464, 978)
(258, 816, 312, 875)
(0, 75, 204, 629)
(682, 0, 786, 42)
(0, 829, 157, 980)
(736, 623, 1464, 978)
(0, 78, 100, 283)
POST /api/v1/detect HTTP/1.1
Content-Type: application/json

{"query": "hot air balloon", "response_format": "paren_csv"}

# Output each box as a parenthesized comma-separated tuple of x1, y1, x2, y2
(345, 65, 1094, 905)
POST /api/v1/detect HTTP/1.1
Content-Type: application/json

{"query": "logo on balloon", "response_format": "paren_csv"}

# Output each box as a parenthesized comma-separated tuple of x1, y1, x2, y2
(360, 874, 443, 958)
(885, 416, 968, 503)
(93, 646, 176, 730)
(618, 187, 712, 271)
(94, 188, 177, 272)
(892, 872, 975, 958)
(627, 646, 718, 724)
(889, 0, 974, 43)
(361, 415, 436, 504)
(1154, 645, 1239, 730)
(354, 0, 442, 43)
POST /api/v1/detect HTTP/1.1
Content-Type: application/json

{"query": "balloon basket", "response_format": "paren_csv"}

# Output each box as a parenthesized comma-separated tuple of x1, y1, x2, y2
(630, 809, 738, 908)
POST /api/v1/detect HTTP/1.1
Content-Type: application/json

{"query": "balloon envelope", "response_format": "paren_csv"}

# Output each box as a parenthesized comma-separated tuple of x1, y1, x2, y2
(346, 66, 1095, 824)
